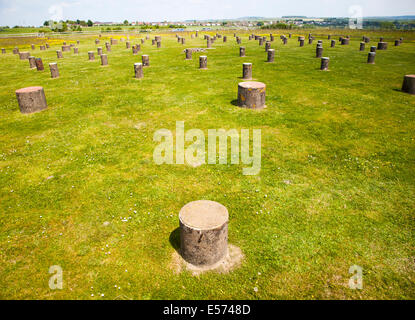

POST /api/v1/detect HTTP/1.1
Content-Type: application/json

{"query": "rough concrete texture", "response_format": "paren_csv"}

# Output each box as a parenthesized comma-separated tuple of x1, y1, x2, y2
(15, 86, 47, 114)
(237, 81, 266, 109)
(179, 200, 229, 266)
(402, 75, 415, 94)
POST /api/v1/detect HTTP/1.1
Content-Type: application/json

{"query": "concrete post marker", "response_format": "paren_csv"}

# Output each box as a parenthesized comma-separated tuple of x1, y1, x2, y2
(179, 200, 229, 267)
(15, 86, 47, 114)
(237, 81, 266, 109)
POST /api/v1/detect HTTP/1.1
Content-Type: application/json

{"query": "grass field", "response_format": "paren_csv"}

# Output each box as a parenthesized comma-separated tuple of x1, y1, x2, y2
(0, 30, 414, 300)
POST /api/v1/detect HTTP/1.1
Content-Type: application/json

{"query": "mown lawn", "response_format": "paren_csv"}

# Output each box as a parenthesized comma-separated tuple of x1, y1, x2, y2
(0, 30, 414, 299)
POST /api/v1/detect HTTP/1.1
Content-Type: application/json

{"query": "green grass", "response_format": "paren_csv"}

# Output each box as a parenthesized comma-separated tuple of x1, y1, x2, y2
(0, 31, 414, 300)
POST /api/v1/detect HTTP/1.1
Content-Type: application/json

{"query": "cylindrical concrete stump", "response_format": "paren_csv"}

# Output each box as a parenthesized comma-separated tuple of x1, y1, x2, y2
(35, 58, 44, 71)
(223, 36, 227, 42)
(239, 47, 245, 57)
(40, 45, 45, 51)
(19, 52, 30, 60)
(242, 63, 252, 80)
(341, 38, 349, 45)
(395, 40, 400, 46)
(370, 46, 376, 53)
(265, 41, 271, 51)
(318, 40, 323, 44)
(179, 200, 229, 266)
(88, 51, 95, 61)
(185, 48, 192, 60)
(259, 38, 263, 46)
(142, 55, 150, 67)
(95, 39, 99, 44)
(135, 44, 141, 51)
(157, 41, 161, 48)
(402, 75, 415, 94)
(56, 50, 63, 59)
(49, 63, 59, 78)
(152, 39, 155, 45)
(126, 41, 131, 49)
(207, 39, 211, 48)
(13, 47, 19, 54)
(267, 49, 275, 62)
(331, 40, 336, 47)
(132, 46, 139, 55)
(155, 36, 161, 42)
(283, 38, 287, 45)
(134, 62, 143, 79)
(101, 54, 108, 66)
(106, 44, 111, 52)
(365, 37, 370, 43)
(199, 56, 207, 69)
(377, 42, 388, 50)
(181, 38, 185, 45)
(300, 39, 304, 47)
(74, 47, 79, 54)
(141, 39, 144, 44)
(360, 42, 365, 51)
(237, 81, 266, 109)
(316, 46, 323, 58)
(15, 86, 47, 114)
(367, 52, 376, 64)
(320, 57, 329, 71)
(28, 56, 36, 69)
(1, 48, 5, 54)
(309, 38, 313, 44)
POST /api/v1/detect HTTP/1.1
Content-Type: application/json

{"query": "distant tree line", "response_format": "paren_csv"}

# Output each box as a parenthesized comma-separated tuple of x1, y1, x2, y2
(261, 23, 296, 30)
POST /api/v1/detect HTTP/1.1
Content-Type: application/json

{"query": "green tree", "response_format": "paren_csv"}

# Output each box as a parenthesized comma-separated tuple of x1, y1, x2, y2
(87, 20, 93, 27)
(43, 21, 49, 26)
(123, 20, 129, 25)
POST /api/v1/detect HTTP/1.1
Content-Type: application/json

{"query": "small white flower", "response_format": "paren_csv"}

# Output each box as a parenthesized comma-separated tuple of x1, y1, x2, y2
(254, 287, 258, 292)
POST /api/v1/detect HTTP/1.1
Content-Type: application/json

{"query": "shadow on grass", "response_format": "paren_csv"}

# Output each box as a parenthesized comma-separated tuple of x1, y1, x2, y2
(392, 88, 405, 94)
(169, 227, 180, 253)
(230, 99, 238, 106)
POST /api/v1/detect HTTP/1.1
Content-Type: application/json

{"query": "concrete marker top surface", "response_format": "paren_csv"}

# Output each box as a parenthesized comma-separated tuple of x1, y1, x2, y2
(15, 86, 43, 93)
(179, 200, 228, 230)
(238, 81, 266, 89)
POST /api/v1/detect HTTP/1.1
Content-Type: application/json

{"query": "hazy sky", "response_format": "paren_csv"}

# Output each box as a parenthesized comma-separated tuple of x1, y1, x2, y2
(1, 0, 414, 26)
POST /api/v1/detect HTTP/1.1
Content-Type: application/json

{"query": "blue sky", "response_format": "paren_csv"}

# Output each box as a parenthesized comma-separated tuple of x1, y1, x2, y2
(1, 0, 414, 26)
